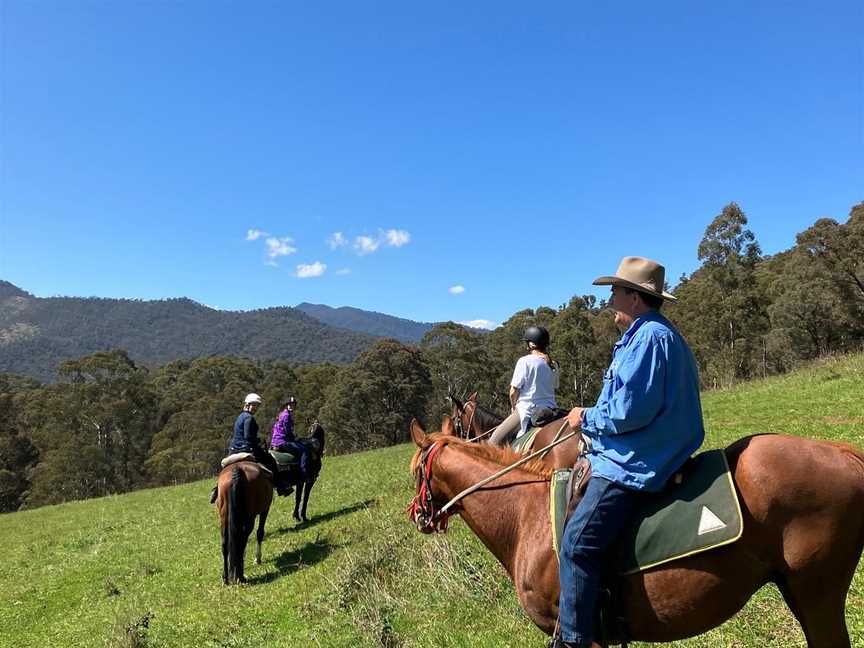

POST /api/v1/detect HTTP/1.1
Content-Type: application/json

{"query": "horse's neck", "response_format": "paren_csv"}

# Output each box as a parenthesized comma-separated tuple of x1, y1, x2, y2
(472, 405, 503, 433)
(436, 448, 547, 577)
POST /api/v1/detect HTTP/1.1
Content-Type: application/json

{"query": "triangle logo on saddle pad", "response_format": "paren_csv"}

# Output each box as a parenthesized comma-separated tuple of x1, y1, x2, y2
(697, 506, 727, 535)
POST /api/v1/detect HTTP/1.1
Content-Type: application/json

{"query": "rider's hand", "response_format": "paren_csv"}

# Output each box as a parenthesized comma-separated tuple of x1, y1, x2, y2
(567, 407, 585, 429)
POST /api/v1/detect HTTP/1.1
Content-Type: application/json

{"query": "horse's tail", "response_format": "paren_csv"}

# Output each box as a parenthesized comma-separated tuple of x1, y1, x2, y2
(226, 467, 246, 583)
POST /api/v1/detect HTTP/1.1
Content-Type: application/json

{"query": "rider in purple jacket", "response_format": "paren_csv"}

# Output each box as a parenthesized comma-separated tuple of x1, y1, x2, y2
(270, 397, 309, 477)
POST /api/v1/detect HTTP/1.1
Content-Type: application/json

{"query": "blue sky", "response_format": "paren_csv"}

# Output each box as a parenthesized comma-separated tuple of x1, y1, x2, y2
(1, 2, 861, 329)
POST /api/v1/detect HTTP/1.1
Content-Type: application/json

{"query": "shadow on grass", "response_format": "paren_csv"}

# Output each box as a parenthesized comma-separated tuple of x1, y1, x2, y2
(248, 537, 339, 584)
(269, 499, 377, 536)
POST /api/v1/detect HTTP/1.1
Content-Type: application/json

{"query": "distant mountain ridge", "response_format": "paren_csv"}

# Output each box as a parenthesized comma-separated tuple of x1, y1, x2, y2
(295, 302, 434, 343)
(0, 282, 384, 382)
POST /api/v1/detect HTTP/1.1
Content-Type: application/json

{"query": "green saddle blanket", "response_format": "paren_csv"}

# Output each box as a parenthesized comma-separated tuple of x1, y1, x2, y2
(550, 449, 743, 575)
(269, 450, 300, 467)
(511, 427, 541, 453)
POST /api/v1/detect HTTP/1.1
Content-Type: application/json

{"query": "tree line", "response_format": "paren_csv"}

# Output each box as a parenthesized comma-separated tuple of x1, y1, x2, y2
(1, 200, 861, 512)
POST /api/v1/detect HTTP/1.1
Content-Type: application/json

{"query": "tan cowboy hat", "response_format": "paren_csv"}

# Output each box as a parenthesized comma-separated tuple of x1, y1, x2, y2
(592, 256, 678, 302)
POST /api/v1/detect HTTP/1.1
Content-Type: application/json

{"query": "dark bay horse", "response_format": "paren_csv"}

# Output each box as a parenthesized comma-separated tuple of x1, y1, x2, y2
(289, 420, 326, 523)
(215, 461, 273, 584)
(450, 392, 583, 468)
(409, 420, 864, 647)
(449, 391, 504, 440)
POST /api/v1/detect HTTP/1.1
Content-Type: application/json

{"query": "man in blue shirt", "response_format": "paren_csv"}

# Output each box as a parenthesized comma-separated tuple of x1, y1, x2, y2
(553, 256, 705, 648)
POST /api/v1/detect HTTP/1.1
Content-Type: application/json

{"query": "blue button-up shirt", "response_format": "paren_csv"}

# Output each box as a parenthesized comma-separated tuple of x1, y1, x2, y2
(581, 310, 704, 492)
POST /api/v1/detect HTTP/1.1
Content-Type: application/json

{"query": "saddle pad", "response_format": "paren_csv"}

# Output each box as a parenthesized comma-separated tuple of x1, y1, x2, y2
(269, 449, 299, 467)
(220, 453, 273, 476)
(511, 427, 541, 453)
(550, 450, 743, 575)
(550, 469, 573, 558)
(221, 452, 254, 468)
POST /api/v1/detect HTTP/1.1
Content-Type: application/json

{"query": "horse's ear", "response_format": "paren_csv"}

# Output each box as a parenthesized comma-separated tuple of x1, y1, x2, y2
(468, 391, 478, 402)
(440, 415, 456, 437)
(410, 418, 427, 447)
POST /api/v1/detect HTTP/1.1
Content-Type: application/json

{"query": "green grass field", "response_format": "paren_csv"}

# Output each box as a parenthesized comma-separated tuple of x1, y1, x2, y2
(2, 354, 863, 648)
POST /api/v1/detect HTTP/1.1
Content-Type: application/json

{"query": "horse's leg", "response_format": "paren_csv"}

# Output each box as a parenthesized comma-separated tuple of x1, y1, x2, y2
(301, 478, 314, 522)
(255, 510, 268, 565)
(293, 481, 303, 521)
(777, 574, 852, 648)
(238, 519, 253, 583)
(221, 522, 229, 585)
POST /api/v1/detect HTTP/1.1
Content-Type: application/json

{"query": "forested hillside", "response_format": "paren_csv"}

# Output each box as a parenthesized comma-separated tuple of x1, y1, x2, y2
(0, 289, 379, 381)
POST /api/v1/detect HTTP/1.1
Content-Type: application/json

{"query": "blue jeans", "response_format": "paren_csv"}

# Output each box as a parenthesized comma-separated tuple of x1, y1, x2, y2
(558, 476, 644, 644)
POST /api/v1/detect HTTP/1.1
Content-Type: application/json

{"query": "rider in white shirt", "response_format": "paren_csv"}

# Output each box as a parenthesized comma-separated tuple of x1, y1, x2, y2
(489, 325, 559, 446)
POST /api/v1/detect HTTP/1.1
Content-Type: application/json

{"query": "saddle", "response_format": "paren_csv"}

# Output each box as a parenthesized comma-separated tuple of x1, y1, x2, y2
(220, 452, 274, 476)
(530, 407, 569, 428)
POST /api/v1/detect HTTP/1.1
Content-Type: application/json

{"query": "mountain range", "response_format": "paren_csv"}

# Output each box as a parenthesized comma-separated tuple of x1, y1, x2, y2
(0, 281, 434, 382)
(294, 303, 433, 343)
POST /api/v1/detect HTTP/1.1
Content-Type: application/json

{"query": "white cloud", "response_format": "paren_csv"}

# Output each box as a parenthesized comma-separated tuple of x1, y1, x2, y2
(335, 268, 351, 276)
(459, 319, 498, 330)
(246, 228, 267, 241)
(296, 261, 327, 278)
(384, 229, 411, 247)
(265, 237, 297, 263)
(448, 285, 465, 295)
(354, 235, 380, 255)
(328, 232, 347, 249)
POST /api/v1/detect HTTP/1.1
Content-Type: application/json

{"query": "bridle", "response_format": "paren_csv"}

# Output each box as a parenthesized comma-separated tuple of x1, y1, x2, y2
(452, 399, 478, 441)
(407, 442, 453, 533)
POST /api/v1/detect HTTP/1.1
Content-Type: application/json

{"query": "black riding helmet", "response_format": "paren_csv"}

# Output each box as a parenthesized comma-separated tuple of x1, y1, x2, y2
(522, 325, 550, 350)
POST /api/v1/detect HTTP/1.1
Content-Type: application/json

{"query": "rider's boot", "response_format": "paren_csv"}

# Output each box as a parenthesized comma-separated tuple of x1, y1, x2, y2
(209, 485, 218, 503)
(547, 641, 600, 648)
(275, 474, 294, 497)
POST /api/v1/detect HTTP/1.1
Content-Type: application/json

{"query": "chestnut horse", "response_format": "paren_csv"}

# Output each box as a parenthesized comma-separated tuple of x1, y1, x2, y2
(216, 461, 273, 584)
(409, 420, 864, 647)
(450, 392, 583, 469)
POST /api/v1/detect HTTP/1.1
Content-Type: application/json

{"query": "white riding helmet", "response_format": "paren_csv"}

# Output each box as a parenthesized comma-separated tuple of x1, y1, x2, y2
(244, 393, 263, 405)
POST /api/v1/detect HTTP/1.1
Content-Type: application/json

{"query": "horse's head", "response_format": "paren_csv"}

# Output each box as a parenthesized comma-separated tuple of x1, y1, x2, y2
(309, 419, 326, 454)
(449, 391, 478, 440)
(408, 418, 454, 534)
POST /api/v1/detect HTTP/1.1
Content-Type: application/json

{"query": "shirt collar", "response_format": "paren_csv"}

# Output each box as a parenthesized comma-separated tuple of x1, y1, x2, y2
(616, 310, 668, 347)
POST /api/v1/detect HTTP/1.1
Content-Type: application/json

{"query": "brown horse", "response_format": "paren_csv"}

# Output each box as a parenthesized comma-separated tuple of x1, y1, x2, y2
(216, 461, 273, 584)
(409, 420, 864, 647)
(450, 392, 583, 468)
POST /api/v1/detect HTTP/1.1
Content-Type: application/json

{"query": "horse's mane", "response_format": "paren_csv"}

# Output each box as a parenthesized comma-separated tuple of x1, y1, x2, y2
(415, 433, 553, 479)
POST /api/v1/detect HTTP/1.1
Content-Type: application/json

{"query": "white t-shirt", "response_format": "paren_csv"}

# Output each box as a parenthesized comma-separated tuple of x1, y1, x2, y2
(510, 354, 559, 435)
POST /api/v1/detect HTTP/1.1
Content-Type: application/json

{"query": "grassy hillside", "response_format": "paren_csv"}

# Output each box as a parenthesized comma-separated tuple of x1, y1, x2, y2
(1, 354, 863, 648)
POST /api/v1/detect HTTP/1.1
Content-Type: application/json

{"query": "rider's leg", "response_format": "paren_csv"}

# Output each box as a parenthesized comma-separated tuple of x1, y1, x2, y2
(558, 477, 643, 646)
(488, 411, 521, 446)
